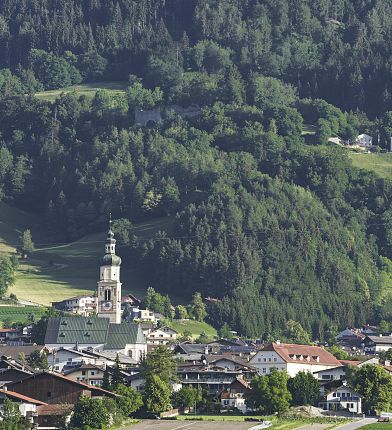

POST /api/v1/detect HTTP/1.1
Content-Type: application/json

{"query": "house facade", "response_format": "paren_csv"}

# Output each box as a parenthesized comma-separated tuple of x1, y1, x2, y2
(64, 364, 105, 386)
(147, 326, 178, 345)
(319, 385, 362, 414)
(363, 335, 392, 354)
(218, 378, 251, 413)
(52, 295, 98, 316)
(249, 342, 341, 377)
(356, 134, 373, 148)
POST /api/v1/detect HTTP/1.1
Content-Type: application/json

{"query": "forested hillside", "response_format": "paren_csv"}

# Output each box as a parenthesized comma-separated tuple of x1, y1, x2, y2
(0, 0, 391, 339)
(1, 0, 392, 117)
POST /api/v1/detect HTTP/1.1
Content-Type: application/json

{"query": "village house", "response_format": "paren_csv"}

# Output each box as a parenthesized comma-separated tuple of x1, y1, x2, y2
(363, 335, 392, 354)
(47, 347, 98, 372)
(0, 388, 47, 427)
(218, 377, 251, 413)
(64, 363, 105, 386)
(0, 328, 24, 344)
(52, 295, 98, 316)
(177, 356, 255, 395)
(5, 371, 117, 405)
(355, 133, 373, 148)
(0, 356, 35, 385)
(319, 383, 362, 414)
(249, 342, 341, 377)
(147, 326, 178, 345)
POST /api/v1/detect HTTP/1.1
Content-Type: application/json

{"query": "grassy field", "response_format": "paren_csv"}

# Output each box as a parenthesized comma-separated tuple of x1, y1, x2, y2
(171, 319, 217, 340)
(0, 305, 47, 325)
(349, 153, 392, 180)
(360, 425, 392, 430)
(174, 416, 343, 429)
(34, 81, 128, 102)
(0, 201, 174, 305)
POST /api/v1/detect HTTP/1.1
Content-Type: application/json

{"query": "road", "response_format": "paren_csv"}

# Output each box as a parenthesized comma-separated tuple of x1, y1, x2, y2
(334, 418, 378, 430)
(122, 420, 262, 430)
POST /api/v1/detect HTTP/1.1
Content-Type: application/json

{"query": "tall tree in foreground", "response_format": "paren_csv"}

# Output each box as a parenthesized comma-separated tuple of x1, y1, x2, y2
(349, 365, 392, 414)
(245, 369, 291, 414)
(288, 371, 320, 406)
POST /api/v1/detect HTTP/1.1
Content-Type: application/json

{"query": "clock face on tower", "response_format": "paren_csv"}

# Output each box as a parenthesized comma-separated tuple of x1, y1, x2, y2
(103, 301, 113, 311)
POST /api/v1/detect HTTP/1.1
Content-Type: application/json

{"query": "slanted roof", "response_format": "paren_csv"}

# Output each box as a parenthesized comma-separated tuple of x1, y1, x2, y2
(7, 371, 118, 397)
(45, 317, 145, 348)
(261, 343, 341, 366)
(105, 323, 145, 349)
(45, 317, 109, 345)
(0, 345, 45, 359)
(0, 389, 47, 405)
(365, 335, 392, 345)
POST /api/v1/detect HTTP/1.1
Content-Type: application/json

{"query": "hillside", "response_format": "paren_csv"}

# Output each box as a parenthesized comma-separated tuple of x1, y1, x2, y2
(0, 202, 173, 305)
(349, 153, 392, 180)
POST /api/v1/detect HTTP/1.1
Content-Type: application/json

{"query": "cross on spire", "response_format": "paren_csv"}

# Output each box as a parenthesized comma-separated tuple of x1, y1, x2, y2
(109, 212, 112, 228)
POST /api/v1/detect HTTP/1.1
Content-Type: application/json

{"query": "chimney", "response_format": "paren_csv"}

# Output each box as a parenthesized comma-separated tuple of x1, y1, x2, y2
(276, 340, 281, 345)
(3, 386, 7, 392)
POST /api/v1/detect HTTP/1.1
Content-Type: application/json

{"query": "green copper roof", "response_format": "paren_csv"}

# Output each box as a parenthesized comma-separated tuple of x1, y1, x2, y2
(45, 317, 145, 348)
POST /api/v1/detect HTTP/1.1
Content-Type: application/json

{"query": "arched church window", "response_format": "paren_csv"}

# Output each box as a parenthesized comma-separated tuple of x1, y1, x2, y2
(104, 290, 111, 301)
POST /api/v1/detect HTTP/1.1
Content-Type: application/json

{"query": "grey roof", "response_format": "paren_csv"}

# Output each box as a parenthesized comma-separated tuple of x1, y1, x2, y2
(45, 317, 109, 345)
(0, 345, 45, 359)
(105, 323, 145, 349)
(366, 335, 392, 345)
(45, 317, 146, 348)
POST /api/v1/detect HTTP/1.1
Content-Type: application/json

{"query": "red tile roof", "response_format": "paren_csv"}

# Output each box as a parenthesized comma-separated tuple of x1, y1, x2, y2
(37, 404, 73, 416)
(263, 342, 341, 366)
(0, 389, 47, 405)
(338, 360, 362, 367)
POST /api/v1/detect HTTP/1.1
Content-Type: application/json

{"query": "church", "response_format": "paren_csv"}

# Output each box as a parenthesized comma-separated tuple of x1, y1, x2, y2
(45, 217, 147, 360)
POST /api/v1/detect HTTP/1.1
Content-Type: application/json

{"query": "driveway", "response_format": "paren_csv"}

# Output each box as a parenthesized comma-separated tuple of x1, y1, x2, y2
(122, 420, 262, 430)
(334, 418, 379, 430)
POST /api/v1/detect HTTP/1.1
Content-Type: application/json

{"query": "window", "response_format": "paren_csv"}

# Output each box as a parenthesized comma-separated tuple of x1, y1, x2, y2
(258, 358, 261, 362)
(268, 358, 271, 362)
(82, 371, 86, 376)
(223, 400, 229, 405)
(262, 368, 266, 374)
(91, 371, 95, 376)
(104, 290, 111, 301)
(47, 392, 52, 398)
(274, 358, 277, 362)
(128, 350, 133, 358)
(263, 358, 266, 362)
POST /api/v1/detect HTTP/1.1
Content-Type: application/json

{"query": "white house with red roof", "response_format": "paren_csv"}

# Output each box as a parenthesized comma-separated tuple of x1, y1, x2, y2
(249, 342, 341, 377)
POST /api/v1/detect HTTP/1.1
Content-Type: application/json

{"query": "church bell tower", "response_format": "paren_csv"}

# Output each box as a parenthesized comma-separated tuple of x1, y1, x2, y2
(97, 214, 122, 324)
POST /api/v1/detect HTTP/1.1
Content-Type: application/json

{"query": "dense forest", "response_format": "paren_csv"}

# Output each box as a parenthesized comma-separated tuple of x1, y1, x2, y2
(0, 0, 391, 339)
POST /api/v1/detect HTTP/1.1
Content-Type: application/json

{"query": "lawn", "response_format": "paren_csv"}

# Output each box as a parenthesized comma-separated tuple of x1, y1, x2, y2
(171, 319, 217, 340)
(174, 416, 343, 429)
(34, 81, 128, 102)
(360, 425, 392, 430)
(0, 201, 175, 305)
(0, 305, 47, 325)
(349, 153, 392, 180)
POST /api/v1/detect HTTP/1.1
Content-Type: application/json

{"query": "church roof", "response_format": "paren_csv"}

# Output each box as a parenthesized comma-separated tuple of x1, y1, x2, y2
(45, 317, 145, 347)
(105, 323, 146, 349)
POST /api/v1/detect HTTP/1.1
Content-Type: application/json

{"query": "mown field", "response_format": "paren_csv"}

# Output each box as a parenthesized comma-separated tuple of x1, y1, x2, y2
(34, 81, 127, 102)
(0, 201, 173, 305)
(0, 305, 47, 325)
(171, 319, 217, 340)
(350, 153, 392, 180)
